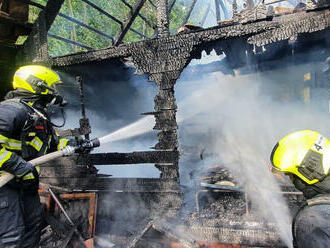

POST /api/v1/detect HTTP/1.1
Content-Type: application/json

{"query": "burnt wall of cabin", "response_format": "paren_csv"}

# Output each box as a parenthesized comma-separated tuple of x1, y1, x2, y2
(0, 44, 17, 98)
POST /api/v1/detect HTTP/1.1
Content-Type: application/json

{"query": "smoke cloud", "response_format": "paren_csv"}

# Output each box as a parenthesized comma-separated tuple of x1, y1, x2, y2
(175, 52, 330, 247)
(53, 49, 329, 246)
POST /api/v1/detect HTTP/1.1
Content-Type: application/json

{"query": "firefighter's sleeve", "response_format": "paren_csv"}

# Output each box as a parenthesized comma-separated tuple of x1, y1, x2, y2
(0, 106, 33, 177)
(50, 128, 75, 152)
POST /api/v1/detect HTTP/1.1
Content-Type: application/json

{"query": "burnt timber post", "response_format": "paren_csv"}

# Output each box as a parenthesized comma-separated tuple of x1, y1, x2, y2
(17, 0, 65, 64)
(130, 0, 181, 181)
(156, 0, 169, 37)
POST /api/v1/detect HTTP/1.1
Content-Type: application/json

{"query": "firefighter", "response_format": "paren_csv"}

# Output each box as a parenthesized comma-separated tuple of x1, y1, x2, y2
(0, 65, 70, 248)
(270, 130, 330, 248)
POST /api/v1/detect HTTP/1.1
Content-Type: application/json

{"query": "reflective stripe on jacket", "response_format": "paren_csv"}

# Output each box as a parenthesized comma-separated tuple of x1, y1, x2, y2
(0, 100, 66, 181)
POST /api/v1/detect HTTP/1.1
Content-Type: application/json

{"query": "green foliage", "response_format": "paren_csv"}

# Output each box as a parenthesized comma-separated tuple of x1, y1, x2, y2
(28, 0, 201, 57)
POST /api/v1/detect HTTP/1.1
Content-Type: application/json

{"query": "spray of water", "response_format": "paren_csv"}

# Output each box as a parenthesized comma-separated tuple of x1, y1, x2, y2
(98, 115, 155, 145)
(175, 62, 330, 247)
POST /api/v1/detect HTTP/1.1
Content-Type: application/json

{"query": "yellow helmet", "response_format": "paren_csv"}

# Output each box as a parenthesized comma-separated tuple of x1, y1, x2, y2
(270, 130, 330, 184)
(13, 65, 62, 95)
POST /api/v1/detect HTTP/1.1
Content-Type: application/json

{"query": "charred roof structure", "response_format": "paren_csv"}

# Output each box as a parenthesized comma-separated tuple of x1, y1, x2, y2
(0, 0, 330, 247)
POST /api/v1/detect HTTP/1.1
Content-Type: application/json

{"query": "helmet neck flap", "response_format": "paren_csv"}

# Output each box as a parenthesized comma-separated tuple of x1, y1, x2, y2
(293, 175, 330, 199)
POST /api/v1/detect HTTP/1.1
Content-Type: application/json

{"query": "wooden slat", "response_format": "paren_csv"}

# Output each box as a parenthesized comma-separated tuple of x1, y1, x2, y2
(76, 151, 179, 165)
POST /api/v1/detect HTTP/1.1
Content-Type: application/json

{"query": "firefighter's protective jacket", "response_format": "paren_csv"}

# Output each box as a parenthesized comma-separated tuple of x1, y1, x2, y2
(0, 99, 69, 183)
(293, 194, 330, 248)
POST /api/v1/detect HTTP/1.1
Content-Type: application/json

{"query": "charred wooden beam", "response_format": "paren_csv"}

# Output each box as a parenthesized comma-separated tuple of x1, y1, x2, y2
(75, 151, 179, 165)
(51, 45, 130, 66)
(49, 8, 330, 68)
(114, 0, 147, 45)
(18, 11, 46, 62)
(157, 0, 169, 37)
(172, 224, 285, 247)
(0, 11, 32, 35)
(0, 11, 31, 27)
(13, 0, 64, 31)
(40, 177, 182, 192)
(17, 0, 65, 63)
(11, 0, 63, 33)
(129, 221, 199, 248)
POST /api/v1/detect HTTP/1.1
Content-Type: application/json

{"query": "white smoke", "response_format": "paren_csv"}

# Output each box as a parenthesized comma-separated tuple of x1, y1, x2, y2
(175, 56, 330, 247)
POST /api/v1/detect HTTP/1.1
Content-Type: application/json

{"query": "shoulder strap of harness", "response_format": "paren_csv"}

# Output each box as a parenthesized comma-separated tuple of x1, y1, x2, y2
(0, 99, 31, 112)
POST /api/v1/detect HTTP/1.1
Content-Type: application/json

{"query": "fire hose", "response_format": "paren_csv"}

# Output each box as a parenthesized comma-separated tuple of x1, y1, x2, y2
(0, 138, 100, 188)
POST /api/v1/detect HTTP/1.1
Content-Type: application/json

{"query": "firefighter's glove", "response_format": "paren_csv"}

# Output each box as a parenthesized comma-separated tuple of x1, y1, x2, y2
(12, 161, 34, 179)
(14, 161, 39, 181)
(19, 165, 40, 191)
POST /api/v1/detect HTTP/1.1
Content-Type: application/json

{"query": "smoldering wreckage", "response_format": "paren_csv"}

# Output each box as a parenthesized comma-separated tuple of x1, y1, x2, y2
(0, 0, 330, 247)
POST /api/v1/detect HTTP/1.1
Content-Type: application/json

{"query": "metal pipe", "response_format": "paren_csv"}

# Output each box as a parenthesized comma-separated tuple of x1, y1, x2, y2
(81, 0, 154, 38)
(265, 0, 286, 4)
(200, 2, 211, 26)
(47, 33, 93, 50)
(137, 13, 156, 29)
(80, 0, 123, 25)
(182, 0, 198, 25)
(218, 0, 228, 20)
(168, 0, 176, 14)
(121, 0, 133, 9)
(80, 0, 153, 39)
(147, 0, 157, 8)
(265, 0, 290, 4)
(57, 12, 115, 42)
(121, 0, 155, 29)
(214, 0, 221, 21)
(114, 0, 147, 45)
(130, 27, 149, 38)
